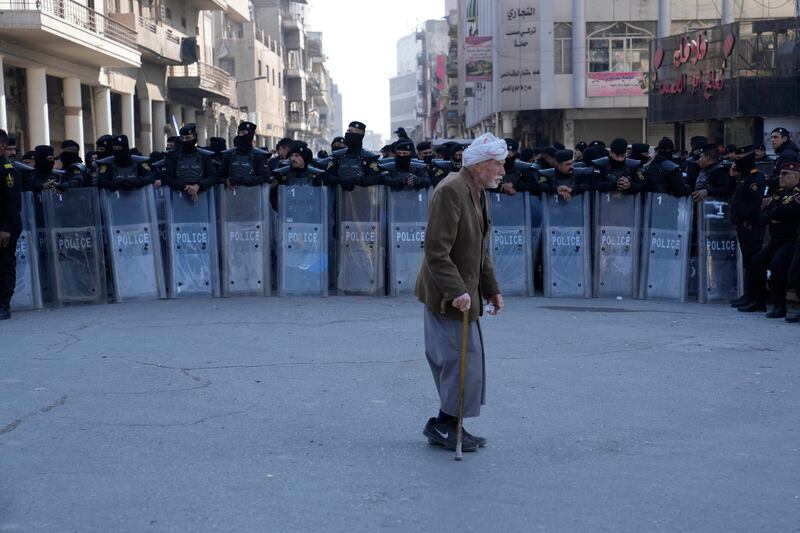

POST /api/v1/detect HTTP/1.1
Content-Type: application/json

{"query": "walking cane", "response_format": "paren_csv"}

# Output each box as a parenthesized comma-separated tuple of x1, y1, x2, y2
(455, 308, 469, 461)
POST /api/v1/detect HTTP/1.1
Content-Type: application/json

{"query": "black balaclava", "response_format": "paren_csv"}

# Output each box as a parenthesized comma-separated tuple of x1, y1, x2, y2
(609, 138, 628, 169)
(208, 137, 226, 155)
(394, 140, 413, 171)
(179, 124, 198, 154)
(112, 134, 132, 166)
(331, 136, 346, 152)
(345, 121, 366, 154)
(448, 144, 463, 170)
(34, 145, 55, 174)
(736, 152, 757, 174)
(235, 121, 256, 150)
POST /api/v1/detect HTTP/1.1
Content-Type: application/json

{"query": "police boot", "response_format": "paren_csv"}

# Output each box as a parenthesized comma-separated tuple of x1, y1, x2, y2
(0, 302, 10, 321)
(785, 309, 800, 323)
(738, 302, 766, 313)
(766, 305, 787, 319)
(730, 295, 750, 308)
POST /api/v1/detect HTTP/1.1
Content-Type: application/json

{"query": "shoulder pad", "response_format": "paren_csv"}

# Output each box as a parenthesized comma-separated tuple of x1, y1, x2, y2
(314, 156, 332, 167)
(592, 157, 610, 169)
(12, 161, 34, 171)
(332, 148, 348, 157)
(433, 159, 452, 171)
(253, 148, 268, 156)
(273, 165, 292, 176)
(222, 148, 237, 155)
(514, 160, 538, 172)
(574, 167, 594, 177)
(624, 158, 641, 169)
(152, 159, 167, 168)
(378, 157, 394, 166)
(307, 166, 326, 176)
(660, 160, 680, 172)
(132, 155, 150, 163)
(53, 169, 65, 177)
(361, 149, 379, 160)
(410, 161, 427, 172)
(72, 162, 88, 173)
(538, 168, 556, 178)
(574, 161, 586, 168)
(97, 155, 115, 165)
(378, 161, 396, 172)
(197, 148, 214, 157)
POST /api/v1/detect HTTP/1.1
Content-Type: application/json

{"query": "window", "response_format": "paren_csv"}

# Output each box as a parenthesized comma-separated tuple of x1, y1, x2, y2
(587, 22, 655, 73)
(554, 23, 572, 75)
(258, 61, 262, 77)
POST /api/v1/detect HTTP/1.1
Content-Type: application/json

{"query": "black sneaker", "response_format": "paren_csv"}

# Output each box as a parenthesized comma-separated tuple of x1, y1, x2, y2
(423, 417, 478, 452)
(730, 295, 749, 308)
(738, 302, 766, 313)
(766, 306, 787, 319)
(785, 309, 800, 323)
(462, 428, 487, 447)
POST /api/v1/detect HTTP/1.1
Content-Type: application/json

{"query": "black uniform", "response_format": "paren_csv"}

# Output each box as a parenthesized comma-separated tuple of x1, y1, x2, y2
(768, 140, 800, 194)
(512, 160, 546, 195)
(643, 154, 691, 197)
(0, 157, 22, 315)
(591, 157, 645, 195)
(745, 184, 800, 311)
(96, 156, 154, 191)
(694, 161, 733, 199)
(538, 167, 593, 196)
(379, 160, 430, 191)
(220, 146, 271, 187)
(731, 167, 767, 272)
(325, 147, 381, 190)
(162, 147, 219, 192)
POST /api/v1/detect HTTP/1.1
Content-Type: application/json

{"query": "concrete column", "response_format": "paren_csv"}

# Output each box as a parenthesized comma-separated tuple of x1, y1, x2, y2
(63, 77, 84, 151)
(26, 67, 49, 146)
(658, 0, 671, 38)
(94, 87, 112, 137)
(0, 56, 7, 131)
(172, 104, 184, 131)
(138, 96, 153, 154)
(572, 0, 586, 109)
(152, 100, 166, 151)
(721, 0, 734, 25)
(121, 92, 135, 144)
(184, 106, 197, 126)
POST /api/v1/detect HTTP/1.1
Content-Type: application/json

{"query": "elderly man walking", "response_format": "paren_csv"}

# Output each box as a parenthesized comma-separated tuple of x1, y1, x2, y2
(415, 133, 506, 453)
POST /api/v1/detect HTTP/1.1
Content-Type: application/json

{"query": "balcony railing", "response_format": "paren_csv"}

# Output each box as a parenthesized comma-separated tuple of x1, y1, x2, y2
(168, 61, 233, 100)
(0, 0, 137, 47)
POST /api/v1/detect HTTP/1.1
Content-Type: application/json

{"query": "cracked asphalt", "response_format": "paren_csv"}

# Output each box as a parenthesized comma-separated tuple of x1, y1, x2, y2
(1, 297, 799, 532)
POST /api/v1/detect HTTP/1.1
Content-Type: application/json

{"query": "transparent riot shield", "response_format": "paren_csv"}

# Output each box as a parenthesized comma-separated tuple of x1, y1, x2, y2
(592, 192, 642, 298)
(336, 186, 385, 295)
(387, 188, 428, 296)
(34, 193, 52, 305)
(488, 191, 533, 296)
(638, 193, 692, 301)
(154, 186, 169, 279)
(101, 186, 165, 302)
(696, 198, 742, 303)
(164, 187, 220, 298)
(276, 185, 329, 296)
(42, 188, 107, 306)
(218, 185, 270, 297)
(10, 192, 43, 310)
(542, 193, 592, 298)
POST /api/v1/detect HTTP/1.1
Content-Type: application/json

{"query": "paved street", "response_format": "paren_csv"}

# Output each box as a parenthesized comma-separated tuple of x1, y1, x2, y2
(1, 296, 798, 532)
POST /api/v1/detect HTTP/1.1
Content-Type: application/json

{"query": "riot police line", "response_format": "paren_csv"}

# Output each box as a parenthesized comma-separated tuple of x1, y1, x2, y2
(9, 180, 744, 310)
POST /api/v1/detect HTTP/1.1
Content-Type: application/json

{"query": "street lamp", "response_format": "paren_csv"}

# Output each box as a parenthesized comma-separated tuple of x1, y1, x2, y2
(236, 76, 268, 85)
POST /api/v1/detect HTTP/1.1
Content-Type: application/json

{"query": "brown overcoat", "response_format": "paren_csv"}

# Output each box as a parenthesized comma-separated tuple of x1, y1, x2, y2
(415, 168, 500, 321)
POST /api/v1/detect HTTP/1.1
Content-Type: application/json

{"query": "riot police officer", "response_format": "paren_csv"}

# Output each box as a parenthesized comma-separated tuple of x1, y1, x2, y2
(417, 141, 448, 186)
(591, 138, 644, 195)
(431, 142, 465, 179)
(494, 139, 520, 195)
(539, 149, 592, 200)
(379, 139, 430, 191)
(56, 140, 91, 189)
(273, 144, 326, 188)
(740, 161, 800, 318)
(205, 137, 227, 174)
(26, 145, 61, 192)
(162, 123, 218, 202)
(269, 137, 294, 172)
(692, 144, 732, 202)
(326, 121, 380, 190)
(768, 127, 800, 194)
(730, 145, 767, 309)
(643, 137, 691, 197)
(96, 134, 154, 191)
(684, 136, 708, 190)
(629, 143, 651, 167)
(0, 129, 22, 320)
(331, 136, 347, 152)
(220, 121, 270, 188)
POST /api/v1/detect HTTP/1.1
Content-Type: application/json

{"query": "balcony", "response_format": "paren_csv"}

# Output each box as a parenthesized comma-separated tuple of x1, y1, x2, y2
(168, 62, 234, 103)
(286, 66, 306, 79)
(187, 0, 227, 12)
(0, 0, 140, 67)
(109, 13, 184, 64)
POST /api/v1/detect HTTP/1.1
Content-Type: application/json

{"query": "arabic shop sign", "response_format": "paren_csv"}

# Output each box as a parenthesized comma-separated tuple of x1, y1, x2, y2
(499, 0, 540, 111)
(465, 36, 493, 82)
(650, 28, 737, 101)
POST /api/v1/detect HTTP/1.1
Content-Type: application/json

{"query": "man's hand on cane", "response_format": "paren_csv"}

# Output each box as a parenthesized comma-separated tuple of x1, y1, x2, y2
(452, 293, 471, 313)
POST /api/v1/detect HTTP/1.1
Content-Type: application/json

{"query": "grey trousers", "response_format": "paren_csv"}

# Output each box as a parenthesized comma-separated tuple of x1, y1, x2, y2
(423, 307, 486, 418)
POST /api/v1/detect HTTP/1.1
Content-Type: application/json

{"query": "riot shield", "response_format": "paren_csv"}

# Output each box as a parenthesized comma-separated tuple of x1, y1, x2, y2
(42, 188, 107, 306)
(488, 191, 533, 296)
(542, 193, 592, 298)
(638, 193, 692, 301)
(101, 186, 166, 302)
(336, 186, 385, 295)
(218, 185, 270, 297)
(592, 192, 642, 298)
(10, 192, 43, 310)
(696, 198, 742, 303)
(387, 188, 428, 296)
(164, 187, 220, 298)
(276, 185, 329, 296)
(34, 193, 52, 305)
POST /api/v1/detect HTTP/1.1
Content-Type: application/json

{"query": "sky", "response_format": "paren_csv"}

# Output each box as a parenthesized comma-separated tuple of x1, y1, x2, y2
(308, 0, 447, 142)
